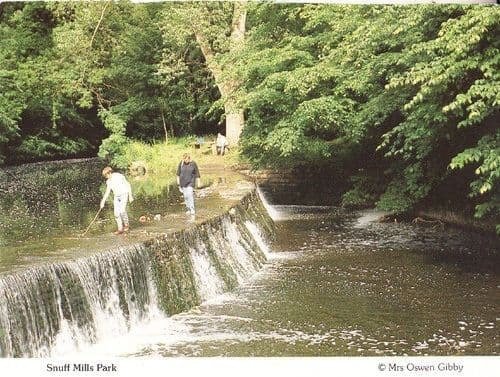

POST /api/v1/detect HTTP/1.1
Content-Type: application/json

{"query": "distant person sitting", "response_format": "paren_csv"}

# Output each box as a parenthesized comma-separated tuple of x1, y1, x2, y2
(216, 133, 228, 156)
(100, 167, 134, 235)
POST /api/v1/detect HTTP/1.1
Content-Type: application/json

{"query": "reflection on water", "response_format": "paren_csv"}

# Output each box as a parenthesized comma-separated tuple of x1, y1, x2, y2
(0, 159, 181, 244)
(0, 160, 102, 243)
(0, 160, 178, 269)
(109, 205, 498, 357)
(2, 163, 498, 357)
(0, 159, 243, 274)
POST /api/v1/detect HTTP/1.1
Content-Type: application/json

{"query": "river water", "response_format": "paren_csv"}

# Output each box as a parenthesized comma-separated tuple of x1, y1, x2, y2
(75, 204, 499, 357)
(1, 161, 498, 356)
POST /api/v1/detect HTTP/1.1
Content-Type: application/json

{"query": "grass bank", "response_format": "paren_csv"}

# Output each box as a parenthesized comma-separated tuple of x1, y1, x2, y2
(109, 136, 244, 178)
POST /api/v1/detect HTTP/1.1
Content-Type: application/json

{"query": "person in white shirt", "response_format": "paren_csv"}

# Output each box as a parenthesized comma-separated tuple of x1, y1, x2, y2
(100, 166, 134, 234)
(216, 133, 228, 156)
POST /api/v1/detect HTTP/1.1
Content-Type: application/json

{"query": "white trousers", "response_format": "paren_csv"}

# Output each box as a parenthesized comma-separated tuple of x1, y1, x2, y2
(180, 186, 195, 214)
(113, 194, 129, 230)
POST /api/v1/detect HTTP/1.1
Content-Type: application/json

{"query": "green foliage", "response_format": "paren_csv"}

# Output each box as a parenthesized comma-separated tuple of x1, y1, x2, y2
(381, 5, 500, 224)
(0, 2, 105, 164)
(1, 2, 498, 232)
(376, 163, 433, 213)
(236, 5, 448, 167)
(97, 108, 129, 167)
(450, 131, 500, 229)
(0, 3, 42, 162)
(450, 131, 500, 197)
(341, 174, 379, 209)
(105, 137, 241, 188)
(119, 138, 194, 174)
(17, 135, 89, 161)
(234, 4, 499, 230)
(0, 2, 223, 165)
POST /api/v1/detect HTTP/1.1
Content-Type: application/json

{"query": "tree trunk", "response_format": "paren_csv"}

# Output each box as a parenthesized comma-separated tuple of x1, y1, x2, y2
(169, 122, 175, 139)
(161, 109, 168, 143)
(193, 2, 247, 145)
(225, 2, 246, 144)
(225, 108, 244, 145)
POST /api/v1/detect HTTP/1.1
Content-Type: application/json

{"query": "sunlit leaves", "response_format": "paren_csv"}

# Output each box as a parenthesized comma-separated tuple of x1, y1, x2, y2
(376, 163, 432, 213)
(385, 5, 499, 222)
(237, 3, 498, 229)
(450, 131, 500, 197)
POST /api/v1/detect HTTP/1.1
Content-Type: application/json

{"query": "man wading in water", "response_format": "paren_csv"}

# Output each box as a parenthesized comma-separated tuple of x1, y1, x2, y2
(176, 153, 200, 217)
(100, 167, 134, 235)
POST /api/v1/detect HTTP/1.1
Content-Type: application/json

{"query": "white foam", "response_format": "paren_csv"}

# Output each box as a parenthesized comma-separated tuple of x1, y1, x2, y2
(353, 209, 388, 228)
(189, 242, 225, 302)
(244, 221, 271, 259)
(256, 187, 282, 221)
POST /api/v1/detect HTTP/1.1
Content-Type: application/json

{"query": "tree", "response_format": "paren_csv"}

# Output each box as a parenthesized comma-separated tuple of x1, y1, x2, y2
(385, 5, 500, 225)
(158, 1, 247, 144)
(0, 2, 106, 164)
(234, 3, 499, 230)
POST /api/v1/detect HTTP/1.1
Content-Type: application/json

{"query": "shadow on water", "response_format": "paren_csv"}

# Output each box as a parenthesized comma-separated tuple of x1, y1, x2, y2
(349, 211, 500, 276)
(262, 186, 500, 275)
(0, 160, 182, 243)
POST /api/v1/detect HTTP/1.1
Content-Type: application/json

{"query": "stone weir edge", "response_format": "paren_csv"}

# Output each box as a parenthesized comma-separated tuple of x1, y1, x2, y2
(0, 188, 275, 317)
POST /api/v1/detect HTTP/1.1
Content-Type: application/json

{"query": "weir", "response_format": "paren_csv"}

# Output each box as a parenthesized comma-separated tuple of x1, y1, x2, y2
(0, 190, 274, 357)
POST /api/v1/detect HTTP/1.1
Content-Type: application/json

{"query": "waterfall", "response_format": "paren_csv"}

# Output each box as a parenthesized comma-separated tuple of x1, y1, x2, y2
(256, 186, 282, 221)
(0, 245, 159, 357)
(244, 220, 271, 259)
(189, 240, 226, 302)
(0, 191, 273, 357)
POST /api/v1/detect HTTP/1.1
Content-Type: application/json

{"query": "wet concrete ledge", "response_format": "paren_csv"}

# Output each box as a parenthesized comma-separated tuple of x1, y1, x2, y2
(0, 165, 266, 276)
(0, 175, 275, 356)
(146, 190, 275, 315)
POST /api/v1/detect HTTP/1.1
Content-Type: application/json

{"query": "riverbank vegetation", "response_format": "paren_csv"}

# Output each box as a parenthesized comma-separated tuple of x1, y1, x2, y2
(112, 137, 241, 174)
(0, 2, 498, 232)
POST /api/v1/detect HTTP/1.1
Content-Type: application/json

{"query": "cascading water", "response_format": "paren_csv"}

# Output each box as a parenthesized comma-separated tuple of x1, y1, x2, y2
(256, 186, 282, 221)
(189, 241, 227, 302)
(244, 221, 271, 259)
(0, 245, 159, 357)
(0, 191, 273, 357)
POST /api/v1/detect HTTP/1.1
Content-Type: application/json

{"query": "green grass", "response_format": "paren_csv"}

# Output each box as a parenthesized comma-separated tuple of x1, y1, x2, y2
(118, 136, 245, 178)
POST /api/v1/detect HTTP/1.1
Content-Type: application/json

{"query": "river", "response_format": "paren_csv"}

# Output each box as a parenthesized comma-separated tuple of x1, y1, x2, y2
(0, 161, 498, 357)
(73, 204, 499, 357)
(0, 159, 250, 274)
